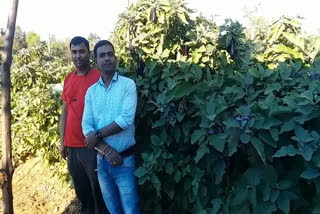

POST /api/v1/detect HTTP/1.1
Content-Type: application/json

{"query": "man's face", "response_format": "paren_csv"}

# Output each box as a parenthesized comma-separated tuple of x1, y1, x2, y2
(96, 44, 116, 75)
(70, 43, 90, 69)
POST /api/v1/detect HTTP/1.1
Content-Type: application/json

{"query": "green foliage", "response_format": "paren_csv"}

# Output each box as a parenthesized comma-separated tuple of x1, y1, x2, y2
(10, 45, 72, 172)
(254, 16, 317, 69)
(111, 0, 320, 213)
(88, 32, 101, 50)
(13, 26, 27, 54)
(26, 31, 42, 48)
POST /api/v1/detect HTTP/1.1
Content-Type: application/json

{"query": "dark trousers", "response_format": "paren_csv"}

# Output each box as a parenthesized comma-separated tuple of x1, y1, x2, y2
(67, 147, 109, 214)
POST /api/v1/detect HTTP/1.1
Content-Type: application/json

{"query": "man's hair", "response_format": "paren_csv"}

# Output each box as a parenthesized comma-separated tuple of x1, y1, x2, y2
(69, 36, 90, 51)
(93, 40, 115, 59)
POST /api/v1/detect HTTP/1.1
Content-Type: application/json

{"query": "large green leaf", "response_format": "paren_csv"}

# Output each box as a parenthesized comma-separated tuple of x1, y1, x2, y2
(231, 188, 248, 206)
(251, 137, 266, 165)
(214, 159, 226, 183)
(240, 133, 251, 144)
(174, 81, 195, 99)
(300, 168, 320, 179)
(211, 199, 222, 214)
(194, 143, 207, 163)
(134, 167, 147, 178)
(208, 134, 226, 152)
(273, 145, 297, 158)
(191, 129, 207, 144)
(280, 120, 296, 133)
(277, 191, 290, 214)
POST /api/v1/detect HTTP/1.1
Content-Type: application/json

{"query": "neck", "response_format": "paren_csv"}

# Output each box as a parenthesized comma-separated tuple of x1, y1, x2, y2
(76, 65, 91, 76)
(101, 71, 116, 88)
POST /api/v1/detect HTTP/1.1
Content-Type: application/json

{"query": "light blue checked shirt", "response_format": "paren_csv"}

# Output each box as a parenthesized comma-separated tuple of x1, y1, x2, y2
(82, 72, 137, 152)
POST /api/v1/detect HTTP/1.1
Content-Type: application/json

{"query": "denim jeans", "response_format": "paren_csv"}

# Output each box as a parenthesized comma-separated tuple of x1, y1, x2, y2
(97, 154, 141, 214)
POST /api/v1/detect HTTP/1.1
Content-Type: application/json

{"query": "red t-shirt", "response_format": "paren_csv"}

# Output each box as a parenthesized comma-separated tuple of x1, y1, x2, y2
(61, 68, 100, 147)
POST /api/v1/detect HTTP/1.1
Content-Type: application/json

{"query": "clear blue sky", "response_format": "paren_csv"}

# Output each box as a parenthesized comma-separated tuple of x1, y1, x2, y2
(1, 0, 319, 41)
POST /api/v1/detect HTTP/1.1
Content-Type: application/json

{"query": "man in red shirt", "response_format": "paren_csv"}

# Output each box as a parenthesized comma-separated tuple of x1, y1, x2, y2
(60, 36, 108, 214)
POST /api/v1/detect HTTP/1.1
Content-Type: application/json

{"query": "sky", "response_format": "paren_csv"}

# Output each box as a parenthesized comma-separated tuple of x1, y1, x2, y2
(1, 0, 319, 41)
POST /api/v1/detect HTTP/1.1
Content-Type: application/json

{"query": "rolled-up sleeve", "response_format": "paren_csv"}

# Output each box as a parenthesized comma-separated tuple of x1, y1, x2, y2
(114, 80, 137, 129)
(82, 88, 95, 136)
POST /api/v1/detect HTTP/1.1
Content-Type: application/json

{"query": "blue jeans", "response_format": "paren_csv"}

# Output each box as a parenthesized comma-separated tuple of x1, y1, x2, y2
(97, 154, 141, 214)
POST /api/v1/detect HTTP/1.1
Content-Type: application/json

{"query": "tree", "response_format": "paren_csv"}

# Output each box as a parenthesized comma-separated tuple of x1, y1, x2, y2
(26, 31, 41, 48)
(88, 32, 100, 50)
(12, 26, 27, 54)
(48, 35, 71, 63)
(0, 0, 19, 213)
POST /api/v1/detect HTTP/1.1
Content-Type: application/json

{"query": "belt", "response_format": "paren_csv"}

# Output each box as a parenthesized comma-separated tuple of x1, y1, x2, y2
(119, 146, 135, 159)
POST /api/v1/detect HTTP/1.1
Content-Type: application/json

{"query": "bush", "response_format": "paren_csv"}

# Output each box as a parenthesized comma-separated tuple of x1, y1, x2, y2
(111, 0, 320, 213)
(10, 45, 72, 171)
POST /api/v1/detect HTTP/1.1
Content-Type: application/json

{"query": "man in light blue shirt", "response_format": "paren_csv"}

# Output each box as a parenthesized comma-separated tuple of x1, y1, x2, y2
(82, 40, 141, 214)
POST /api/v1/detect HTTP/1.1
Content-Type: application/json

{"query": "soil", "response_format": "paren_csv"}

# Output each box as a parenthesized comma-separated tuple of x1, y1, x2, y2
(0, 157, 81, 214)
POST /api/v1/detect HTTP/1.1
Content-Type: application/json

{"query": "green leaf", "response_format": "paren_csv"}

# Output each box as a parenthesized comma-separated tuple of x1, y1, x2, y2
(231, 188, 248, 206)
(151, 135, 163, 146)
(134, 167, 147, 178)
(208, 134, 226, 152)
(251, 137, 266, 165)
(175, 170, 181, 183)
(211, 199, 222, 214)
(265, 93, 275, 105)
(297, 104, 312, 115)
(270, 128, 279, 141)
(194, 82, 209, 92)
(194, 144, 207, 163)
(228, 135, 239, 156)
(299, 144, 315, 161)
(300, 168, 320, 179)
(270, 189, 280, 203)
(151, 173, 160, 183)
(240, 133, 251, 144)
(282, 31, 305, 51)
(198, 45, 206, 52)
(224, 119, 240, 128)
(249, 67, 259, 78)
(161, 49, 170, 58)
(294, 125, 313, 143)
(214, 160, 226, 183)
(174, 82, 195, 99)
(300, 90, 313, 102)
(280, 120, 296, 133)
(223, 86, 239, 94)
(258, 131, 276, 148)
(165, 162, 174, 175)
(191, 129, 206, 144)
(277, 192, 290, 214)
(273, 145, 297, 157)
(264, 83, 281, 94)
(176, 112, 184, 122)
(279, 180, 294, 190)
(173, 127, 181, 142)
(152, 118, 165, 128)
(192, 50, 202, 63)
(178, 12, 189, 25)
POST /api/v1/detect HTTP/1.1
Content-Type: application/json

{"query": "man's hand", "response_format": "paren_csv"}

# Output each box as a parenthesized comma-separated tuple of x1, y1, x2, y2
(60, 144, 68, 159)
(95, 142, 123, 167)
(85, 132, 99, 149)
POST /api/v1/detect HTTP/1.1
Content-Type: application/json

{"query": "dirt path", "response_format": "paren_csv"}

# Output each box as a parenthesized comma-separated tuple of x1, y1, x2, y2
(0, 157, 81, 214)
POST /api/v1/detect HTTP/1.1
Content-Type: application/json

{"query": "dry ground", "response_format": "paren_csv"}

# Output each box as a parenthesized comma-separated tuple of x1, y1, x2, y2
(0, 157, 81, 214)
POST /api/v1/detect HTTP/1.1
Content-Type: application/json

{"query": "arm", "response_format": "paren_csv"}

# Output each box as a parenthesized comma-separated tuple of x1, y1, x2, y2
(82, 89, 96, 136)
(60, 102, 68, 159)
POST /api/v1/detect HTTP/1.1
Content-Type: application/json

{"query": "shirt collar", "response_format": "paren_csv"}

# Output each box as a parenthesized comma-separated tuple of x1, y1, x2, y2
(98, 72, 118, 86)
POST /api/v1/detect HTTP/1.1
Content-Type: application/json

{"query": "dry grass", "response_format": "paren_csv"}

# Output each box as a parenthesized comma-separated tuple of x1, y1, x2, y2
(0, 157, 81, 214)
